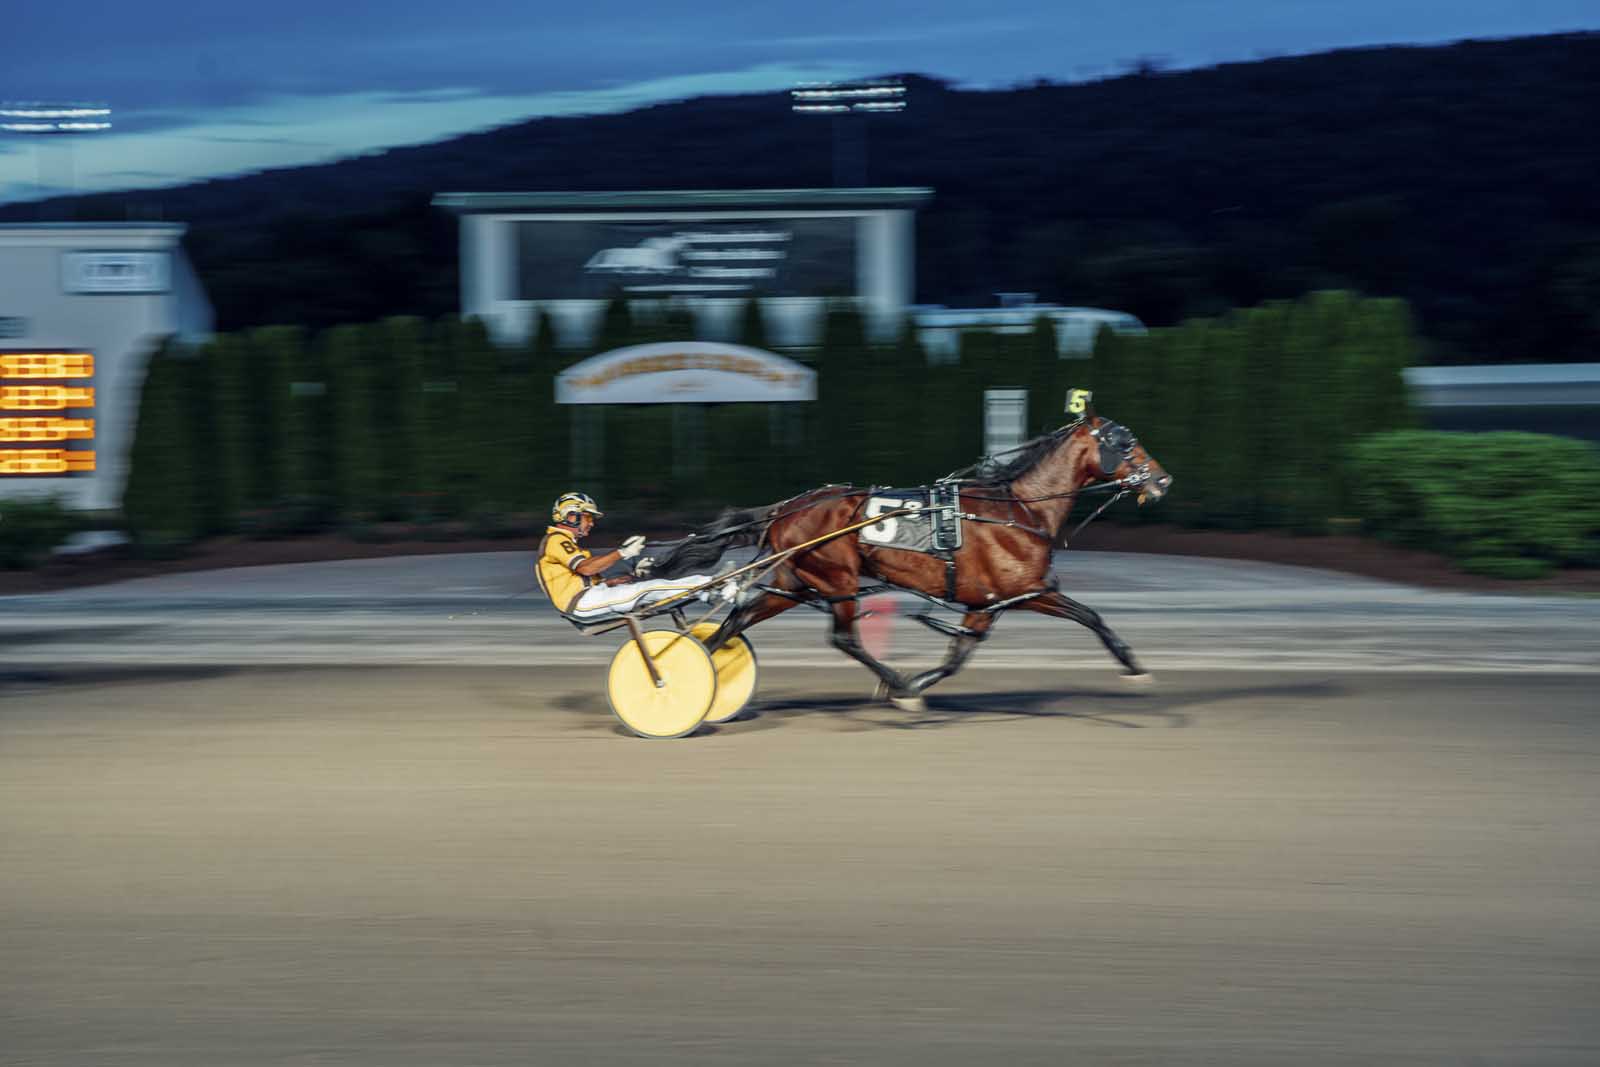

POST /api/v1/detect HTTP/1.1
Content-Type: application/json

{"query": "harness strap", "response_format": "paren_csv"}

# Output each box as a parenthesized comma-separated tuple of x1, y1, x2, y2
(955, 510, 1054, 542)
(1063, 490, 1127, 547)
(979, 586, 1054, 614)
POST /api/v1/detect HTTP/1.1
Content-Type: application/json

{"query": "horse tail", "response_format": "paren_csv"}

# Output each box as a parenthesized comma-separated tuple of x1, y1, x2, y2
(644, 505, 772, 579)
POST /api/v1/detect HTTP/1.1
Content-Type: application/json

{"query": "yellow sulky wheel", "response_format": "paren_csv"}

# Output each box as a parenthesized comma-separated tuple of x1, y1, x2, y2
(690, 622, 759, 724)
(606, 629, 717, 739)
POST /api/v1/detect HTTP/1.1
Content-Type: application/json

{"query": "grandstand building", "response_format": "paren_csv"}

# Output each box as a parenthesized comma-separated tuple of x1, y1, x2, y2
(433, 187, 932, 349)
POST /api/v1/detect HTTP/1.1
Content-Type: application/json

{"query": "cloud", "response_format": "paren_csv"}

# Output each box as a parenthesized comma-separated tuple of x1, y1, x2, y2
(190, 136, 332, 148)
(371, 87, 487, 106)
(751, 18, 1030, 51)
(94, 170, 184, 180)
(0, 61, 859, 204)
(534, 63, 870, 112)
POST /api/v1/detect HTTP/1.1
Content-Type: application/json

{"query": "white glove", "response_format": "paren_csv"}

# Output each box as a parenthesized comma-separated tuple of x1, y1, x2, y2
(618, 535, 646, 560)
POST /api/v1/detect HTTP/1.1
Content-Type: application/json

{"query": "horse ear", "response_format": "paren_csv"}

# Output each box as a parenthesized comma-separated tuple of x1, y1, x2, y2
(1064, 388, 1094, 419)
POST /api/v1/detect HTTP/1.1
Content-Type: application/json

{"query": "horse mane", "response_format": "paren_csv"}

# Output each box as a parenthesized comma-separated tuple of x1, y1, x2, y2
(965, 424, 1077, 487)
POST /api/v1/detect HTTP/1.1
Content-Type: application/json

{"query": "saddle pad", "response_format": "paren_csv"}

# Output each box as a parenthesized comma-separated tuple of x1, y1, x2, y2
(857, 488, 962, 555)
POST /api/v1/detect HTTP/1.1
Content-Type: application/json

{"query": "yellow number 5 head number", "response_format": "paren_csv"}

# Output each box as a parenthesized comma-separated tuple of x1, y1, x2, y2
(1065, 388, 1092, 415)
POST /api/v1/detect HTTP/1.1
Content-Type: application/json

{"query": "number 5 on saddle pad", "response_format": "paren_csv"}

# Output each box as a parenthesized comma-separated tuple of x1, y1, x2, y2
(859, 483, 962, 554)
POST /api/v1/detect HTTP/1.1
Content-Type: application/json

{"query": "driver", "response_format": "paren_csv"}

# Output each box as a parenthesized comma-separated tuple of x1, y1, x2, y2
(537, 492, 723, 620)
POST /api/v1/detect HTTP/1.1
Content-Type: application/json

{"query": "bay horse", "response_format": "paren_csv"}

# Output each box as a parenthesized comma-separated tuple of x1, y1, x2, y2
(645, 410, 1172, 709)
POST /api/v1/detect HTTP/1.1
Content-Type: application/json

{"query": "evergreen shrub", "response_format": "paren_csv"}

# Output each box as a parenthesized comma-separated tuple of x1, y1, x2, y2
(0, 497, 81, 569)
(1348, 430, 1600, 575)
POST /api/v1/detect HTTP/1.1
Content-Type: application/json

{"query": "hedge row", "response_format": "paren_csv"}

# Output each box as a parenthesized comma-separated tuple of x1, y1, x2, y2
(122, 291, 1415, 546)
(1348, 430, 1600, 577)
(125, 315, 569, 544)
(1088, 290, 1416, 530)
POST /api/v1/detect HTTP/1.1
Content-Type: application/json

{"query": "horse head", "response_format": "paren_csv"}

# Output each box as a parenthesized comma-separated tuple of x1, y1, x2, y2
(1084, 417, 1172, 505)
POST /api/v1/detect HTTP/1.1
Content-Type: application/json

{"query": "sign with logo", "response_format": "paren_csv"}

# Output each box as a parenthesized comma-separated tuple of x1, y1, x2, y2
(62, 251, 172, 294)
(556, 342, 816, 405)
(518, 218, 856, 299)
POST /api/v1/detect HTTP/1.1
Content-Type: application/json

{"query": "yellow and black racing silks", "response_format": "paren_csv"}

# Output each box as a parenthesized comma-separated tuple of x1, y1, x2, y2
(535, 525, 592, 613)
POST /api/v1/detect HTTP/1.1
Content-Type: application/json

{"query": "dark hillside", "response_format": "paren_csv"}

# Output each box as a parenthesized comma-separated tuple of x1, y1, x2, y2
(7, 32, 1597, 362)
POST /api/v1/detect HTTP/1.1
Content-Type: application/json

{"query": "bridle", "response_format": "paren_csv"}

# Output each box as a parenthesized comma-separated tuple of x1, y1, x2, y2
(945, 417, 1155, 546)
(965, 417, 1150, 504)
(1086, 419, 1155, 493)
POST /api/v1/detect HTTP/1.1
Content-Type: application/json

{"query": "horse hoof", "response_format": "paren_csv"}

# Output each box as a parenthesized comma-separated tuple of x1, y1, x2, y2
(889, 694, 927, 713)
(1120, 671, 1155, 689)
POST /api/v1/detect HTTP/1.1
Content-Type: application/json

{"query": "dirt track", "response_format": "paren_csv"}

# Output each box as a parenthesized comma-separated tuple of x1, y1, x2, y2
(3, 666, 1596, 1065)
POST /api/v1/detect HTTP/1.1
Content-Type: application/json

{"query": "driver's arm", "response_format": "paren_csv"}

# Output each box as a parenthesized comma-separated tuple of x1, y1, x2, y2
(571, 535, 644, 579)
(573, 550, 623, 577)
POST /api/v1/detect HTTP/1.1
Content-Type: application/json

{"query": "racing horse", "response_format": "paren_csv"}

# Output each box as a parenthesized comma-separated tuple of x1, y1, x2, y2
(645, 405, 1172, 709)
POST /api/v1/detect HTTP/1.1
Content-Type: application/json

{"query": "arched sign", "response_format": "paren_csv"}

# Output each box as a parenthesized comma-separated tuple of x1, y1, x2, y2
(556, 342, 816, 405)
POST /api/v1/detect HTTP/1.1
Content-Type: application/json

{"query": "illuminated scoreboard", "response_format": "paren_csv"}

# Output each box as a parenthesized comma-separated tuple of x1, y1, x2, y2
(0, 351, 96, 476)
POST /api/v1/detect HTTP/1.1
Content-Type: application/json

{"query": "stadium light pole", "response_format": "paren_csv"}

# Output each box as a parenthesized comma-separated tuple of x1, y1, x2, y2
(1, 103, 113, 215)
(789, 80, 906, 187)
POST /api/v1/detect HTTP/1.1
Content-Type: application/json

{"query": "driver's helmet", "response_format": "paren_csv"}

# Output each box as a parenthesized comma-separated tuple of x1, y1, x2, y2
(552, 492, 603, 527)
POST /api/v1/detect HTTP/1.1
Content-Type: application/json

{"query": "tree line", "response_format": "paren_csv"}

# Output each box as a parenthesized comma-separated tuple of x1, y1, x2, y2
(122, 291, 1415, 548)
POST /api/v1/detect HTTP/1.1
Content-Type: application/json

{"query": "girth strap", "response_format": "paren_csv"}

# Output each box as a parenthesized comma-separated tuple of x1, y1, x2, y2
(930, 481, 963, 551)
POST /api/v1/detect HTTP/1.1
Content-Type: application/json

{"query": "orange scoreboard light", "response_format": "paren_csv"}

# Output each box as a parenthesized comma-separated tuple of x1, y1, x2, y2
(0, 351, 96, 476)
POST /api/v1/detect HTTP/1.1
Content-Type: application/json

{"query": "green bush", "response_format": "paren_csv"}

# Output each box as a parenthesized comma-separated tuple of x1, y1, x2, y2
(1349, 430, 1600, 574)
(0, 497, 81, 569)
(1460, 555, 1554, 580)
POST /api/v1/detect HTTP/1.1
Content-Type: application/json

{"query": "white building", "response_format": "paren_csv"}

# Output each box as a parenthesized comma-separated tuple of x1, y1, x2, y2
(433, 187, 932, 349)
(911, 293, 1146, 363)
(0, 223, 213, 511)
(1404, 363, 1600, 443)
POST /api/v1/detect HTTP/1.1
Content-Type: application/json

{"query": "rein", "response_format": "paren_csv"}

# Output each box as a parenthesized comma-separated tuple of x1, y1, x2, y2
(661, 420, 1147, 556)
(656, 485, 864, 550)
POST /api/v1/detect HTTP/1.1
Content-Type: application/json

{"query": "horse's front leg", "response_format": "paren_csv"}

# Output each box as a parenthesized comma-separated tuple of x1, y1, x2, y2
(1020, 591, 1152, 684)
(902, 611, 994, 697)
(827, 599, 914, 703)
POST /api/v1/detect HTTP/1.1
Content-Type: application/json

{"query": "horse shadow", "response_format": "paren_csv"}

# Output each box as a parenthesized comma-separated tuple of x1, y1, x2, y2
(699, 677, 1344, 735)
(491, 677, 1346, 739)
(0, 663, 239, 695)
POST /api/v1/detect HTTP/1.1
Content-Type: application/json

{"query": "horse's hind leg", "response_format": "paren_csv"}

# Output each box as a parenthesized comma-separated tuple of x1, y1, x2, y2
(1021, 591, 1152, 682)
(703, 589, 801, 650)
(903, 612, 994, 697)
(827, 599, 914, 704)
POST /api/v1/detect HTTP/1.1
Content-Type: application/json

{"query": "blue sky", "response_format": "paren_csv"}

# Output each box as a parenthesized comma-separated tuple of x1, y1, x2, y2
(1, 0, 1594, 203)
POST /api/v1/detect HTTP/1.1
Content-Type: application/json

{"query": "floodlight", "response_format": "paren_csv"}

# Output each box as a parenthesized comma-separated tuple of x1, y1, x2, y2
(0, 103, 112, 133)
(2, 102, 113, 207)
(789, 81, 907, 114)
(789, 80, 906, 185)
